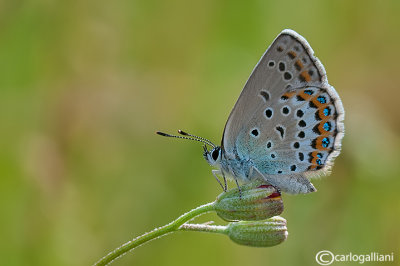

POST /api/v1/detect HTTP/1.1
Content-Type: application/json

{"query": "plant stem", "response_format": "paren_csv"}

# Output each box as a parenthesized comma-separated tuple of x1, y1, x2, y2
(179, 223, 227, 234)
(94, 202, 216, 266)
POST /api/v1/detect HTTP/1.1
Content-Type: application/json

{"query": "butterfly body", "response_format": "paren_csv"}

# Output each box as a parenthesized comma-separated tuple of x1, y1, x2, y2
(203, 29, 344, 194)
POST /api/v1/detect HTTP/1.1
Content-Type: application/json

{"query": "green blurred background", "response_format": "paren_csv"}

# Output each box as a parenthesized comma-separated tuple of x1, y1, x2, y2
(1, 0, 399, 265)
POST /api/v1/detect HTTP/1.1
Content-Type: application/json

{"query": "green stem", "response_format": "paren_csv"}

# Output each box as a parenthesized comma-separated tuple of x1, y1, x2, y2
(179, 223, 227, 234)
(94, 202, 216, 266)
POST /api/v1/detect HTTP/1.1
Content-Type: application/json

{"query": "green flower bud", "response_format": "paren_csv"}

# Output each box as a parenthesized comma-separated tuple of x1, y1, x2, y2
(226, 216, 288, 247)
(214, 181, 284, 221)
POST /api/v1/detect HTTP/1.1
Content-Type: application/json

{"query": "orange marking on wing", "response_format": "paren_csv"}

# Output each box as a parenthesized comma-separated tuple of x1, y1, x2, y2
(317, 121, 332, 136)
(309, 165, 317, 170)
(310, 151, 319, 166)
(294, 60, 303, 70)
(288, 51, 297, 59)
(300, 71, 311, 82)
(315, 136, 330, 151)
(311, 95, 327, 109)
(312, 98, 322, 108)
(318, 108, 331, 120)
(297, 90, 313, 100)
(282, 91, 296, 98)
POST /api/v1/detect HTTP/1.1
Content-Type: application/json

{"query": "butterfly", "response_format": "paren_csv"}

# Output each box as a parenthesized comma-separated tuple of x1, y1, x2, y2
(157, 29, 344, 194)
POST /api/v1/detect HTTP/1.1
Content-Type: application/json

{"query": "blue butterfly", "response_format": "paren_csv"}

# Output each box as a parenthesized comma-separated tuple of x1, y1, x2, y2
(158, 29, 344, 194)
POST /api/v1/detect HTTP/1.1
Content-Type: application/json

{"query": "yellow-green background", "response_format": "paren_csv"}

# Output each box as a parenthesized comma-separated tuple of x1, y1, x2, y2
(1, 0, 399, 265)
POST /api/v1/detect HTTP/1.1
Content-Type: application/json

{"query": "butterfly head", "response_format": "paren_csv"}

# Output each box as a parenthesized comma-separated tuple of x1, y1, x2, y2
(203, 145, 221, 166)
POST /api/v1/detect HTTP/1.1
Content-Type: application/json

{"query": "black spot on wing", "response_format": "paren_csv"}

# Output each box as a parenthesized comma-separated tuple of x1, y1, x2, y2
(275, 126, 285, 139)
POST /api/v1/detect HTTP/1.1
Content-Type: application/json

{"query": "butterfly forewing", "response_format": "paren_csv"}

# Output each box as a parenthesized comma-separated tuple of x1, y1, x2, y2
(222, 29, 344, 179)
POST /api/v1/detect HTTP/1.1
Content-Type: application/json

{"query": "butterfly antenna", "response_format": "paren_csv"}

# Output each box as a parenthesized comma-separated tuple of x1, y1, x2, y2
(177, 130, 216, 148)
(156, 131, 215, 148)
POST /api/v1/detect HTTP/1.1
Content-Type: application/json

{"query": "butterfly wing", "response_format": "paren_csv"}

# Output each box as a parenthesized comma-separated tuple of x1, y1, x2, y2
(222, 29, 344, 193)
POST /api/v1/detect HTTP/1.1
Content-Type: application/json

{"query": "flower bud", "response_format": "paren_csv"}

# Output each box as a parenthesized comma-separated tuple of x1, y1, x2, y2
(226, 216, 288, 247)
(214, 181, 284, 221)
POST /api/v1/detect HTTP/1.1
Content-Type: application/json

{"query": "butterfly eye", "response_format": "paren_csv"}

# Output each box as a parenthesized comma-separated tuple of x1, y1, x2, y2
(212, 148, 220, 161)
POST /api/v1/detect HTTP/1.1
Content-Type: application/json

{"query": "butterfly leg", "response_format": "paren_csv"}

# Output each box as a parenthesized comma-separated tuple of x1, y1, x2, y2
(221, 170, 227, 192)
(212, 170, 226, 192)
(227, 165, 242, 197)
(234, 177, 242, 198)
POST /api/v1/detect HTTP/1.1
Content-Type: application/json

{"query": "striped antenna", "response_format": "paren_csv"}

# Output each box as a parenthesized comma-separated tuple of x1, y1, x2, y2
(156, 130, 216, 148)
